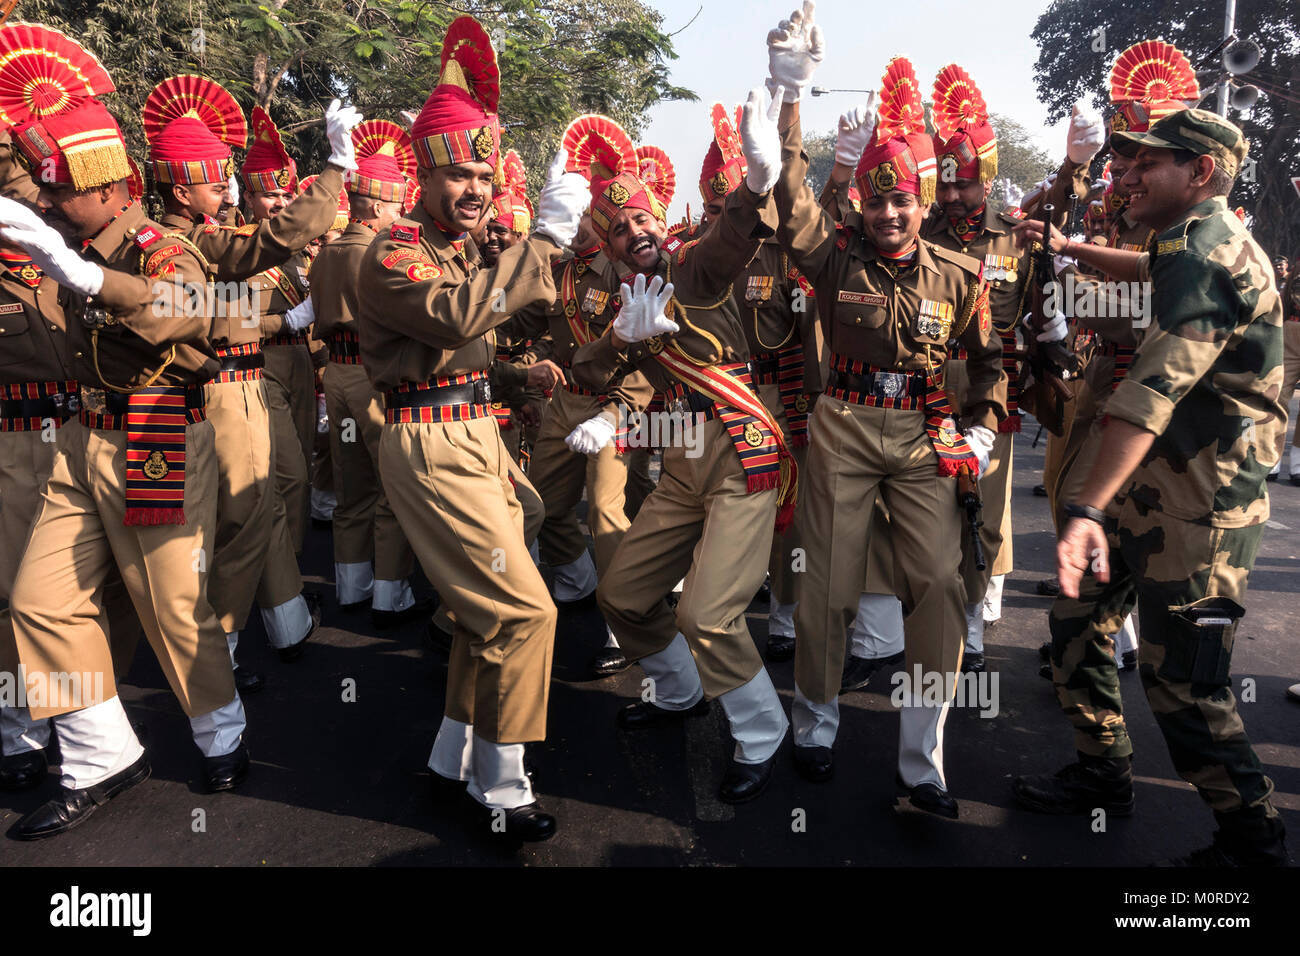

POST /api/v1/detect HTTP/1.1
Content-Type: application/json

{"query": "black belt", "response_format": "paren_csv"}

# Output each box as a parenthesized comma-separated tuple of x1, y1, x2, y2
(217, 352, 265, 373)
(0, 393, 78, 420)
(749, 353, 781, 378)
(91, 387, 206, 416)
(385, 378, 493, 410)
(826, 368, 928, 399)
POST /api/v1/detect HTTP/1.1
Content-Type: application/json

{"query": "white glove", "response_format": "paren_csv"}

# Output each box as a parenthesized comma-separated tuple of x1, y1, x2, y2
(612, 273, 678, 344)
(834, 99, 878, 169)
(1019, 172, 1057, 210)
(740, 86, 784, 194)
(1001, 179, 1025, 210)
(565, 415, 616, 455)
(533, 149, 591, 249)
(0, 197, 102, 296)
(964, 424, 995, 475)
(766, 1, 825, 103)
(285, 295, 315, 332)
(1066, 101, 1105, 166)
(226, 175, 240, 208)
(325, 98, 363, 171)
(1052, 253, 1077, 275)
(1022, 310, 1068, 343)
(399, 109, 418, 130)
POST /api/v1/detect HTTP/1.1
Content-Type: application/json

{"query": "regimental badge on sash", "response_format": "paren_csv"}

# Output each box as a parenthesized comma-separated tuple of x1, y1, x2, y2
(746, 275, 775, 303)
(743, 421, 764, 447)
(938, 418, 959, 447)
(582, 287, 610, 316)
(916, 298, 954, 338)
(793, 394, 809, 413)
(647, 336, 664, 354)
(143, 450, 170, 480)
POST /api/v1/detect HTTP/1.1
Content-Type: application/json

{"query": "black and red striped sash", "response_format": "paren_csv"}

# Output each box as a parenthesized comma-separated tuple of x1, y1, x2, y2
(124, 386, 205, 526)
(0, 380, 78, 432)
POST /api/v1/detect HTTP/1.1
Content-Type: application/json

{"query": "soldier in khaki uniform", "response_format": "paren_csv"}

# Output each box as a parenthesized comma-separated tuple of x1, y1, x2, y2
(356, 15, 590, 842)
(698, 102, 822, 664)
(0, 97, 249, 837)
(1015, 109, 1288, 867)
(145, 87, 356, 665)
(1272, 256, 1300, 481)
(569, 104, 796, 805)
(764, 9, 1005, 816)
(305, 120, 424, 626)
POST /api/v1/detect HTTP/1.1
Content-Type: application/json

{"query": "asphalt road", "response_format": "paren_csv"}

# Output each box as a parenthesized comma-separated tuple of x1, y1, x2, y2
(4, 412, 1298, 867)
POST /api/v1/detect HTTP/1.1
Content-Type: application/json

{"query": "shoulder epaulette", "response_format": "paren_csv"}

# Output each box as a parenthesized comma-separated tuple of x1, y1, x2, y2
(662, 234, 684, 256)
(928, 241, 983, 277)
(999, 206, 1027, 223)
(390, 221, 421, 244)
(133, 226, 165, 250)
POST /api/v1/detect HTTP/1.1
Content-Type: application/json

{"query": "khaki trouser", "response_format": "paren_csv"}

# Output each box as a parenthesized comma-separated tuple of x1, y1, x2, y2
(263, 343, 315, 552)
(597, 415, 776, 698)
(1274, 322, 1300, 472)
(11, 419, 235, 720)
(863, 499, 895, 594)
(380, 416, 555, 743)
(945, 360, 1012, 589)
(794, 401, 966, 704)
(528, 386, 630, 573)
(758, 381, 805, 605)
(623, 447, 655, 521)
(325, 361, 413, 579)
(204, 376, 275, 633)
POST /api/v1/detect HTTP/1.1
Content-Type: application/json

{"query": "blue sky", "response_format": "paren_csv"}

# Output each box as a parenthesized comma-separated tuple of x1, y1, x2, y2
(642, 0, 1074, 221)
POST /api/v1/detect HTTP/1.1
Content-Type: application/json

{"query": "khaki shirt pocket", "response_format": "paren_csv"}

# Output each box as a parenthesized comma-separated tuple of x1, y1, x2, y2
(0, 304, 36, 367)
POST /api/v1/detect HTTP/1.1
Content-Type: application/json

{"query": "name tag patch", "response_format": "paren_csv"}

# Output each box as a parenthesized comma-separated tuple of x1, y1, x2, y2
(0, 302, 23, 314)
(838, 291, 887, 307)
(1157, 238, 1186, 255)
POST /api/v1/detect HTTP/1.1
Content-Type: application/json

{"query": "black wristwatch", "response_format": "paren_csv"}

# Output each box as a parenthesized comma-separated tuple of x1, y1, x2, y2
(1064, 503, 1106, 526)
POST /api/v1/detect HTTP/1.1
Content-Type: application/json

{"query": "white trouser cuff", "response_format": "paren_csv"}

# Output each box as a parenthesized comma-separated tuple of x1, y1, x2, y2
(54, 696, 144, 789)
(848, 592, 905, 659)
(1269, 458, 1281, 476)
(639, 632, 704, 710)
(982, 574, 1005, 623)
(310, 487, 337, 521)
(226, 631, 239, 667)
(898, 696, 952, 791)
(1, 706, 51, 754)
(551, 550, 597, 602)
(792, 683, 840, 748)
(466, 737, 535, 810)
(719, 668, 789, 763)
(373, 578, 415, 613)
(1115, 612, 1138, 656)
(964, 602, 985, 655)
(189, 696, 246, 758)
(335, 561, 375, 606)
(768, 599, 797, 639)
(672, 577, 685, 594)
(604, 625, 620, 649)
(428, 717, 474, 781)
(261, 595, 312, 649)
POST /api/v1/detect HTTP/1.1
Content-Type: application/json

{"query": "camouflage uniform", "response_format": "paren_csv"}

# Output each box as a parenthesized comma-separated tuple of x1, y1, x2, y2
(1051, 192, 1284, 833)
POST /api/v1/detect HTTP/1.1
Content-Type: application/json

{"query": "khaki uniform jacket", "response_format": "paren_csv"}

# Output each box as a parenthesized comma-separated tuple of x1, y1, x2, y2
(0, 266, 75, 385)
(355, 204, 565, 391)
(773, 118, 1007, 431)
(309, 220, 375, 341)
(732, 235, 824, 391)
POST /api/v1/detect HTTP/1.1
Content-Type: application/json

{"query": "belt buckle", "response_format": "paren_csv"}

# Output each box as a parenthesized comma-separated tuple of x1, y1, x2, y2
(80, 387, 107, 415)
(873, 371, 908, 399)
(474, 379, 492, 405)
(53, 391, 80, 416)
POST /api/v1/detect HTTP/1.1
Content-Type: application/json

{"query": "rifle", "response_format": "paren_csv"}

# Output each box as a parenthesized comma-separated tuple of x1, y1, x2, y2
(1017, 200, 1082, 436)
(956, 468, 985, 572)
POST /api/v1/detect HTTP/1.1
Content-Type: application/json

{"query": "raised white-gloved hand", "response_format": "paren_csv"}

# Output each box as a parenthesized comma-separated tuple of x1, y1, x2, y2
(565, 415, 617, 455)
(835, 98, 878, 169)
(1002, 179, 1025, 210)
(399, 109, 418, 130)
(1019, 171, 1057, 210)
(285, 295, 315, 332)
(325, 98, 363, 171)
(766, 1, 825, 103)
(964, 424, 995, 475)
(1066, 101, 1105, 166)
(533, 149, 591, 249)
(612, 273, 677, 344)
(1052, 253, 1078, 275)
(0, 197, 103, 296)
(1022, 310, 1068, 343)
(226, 175, 240, 208)
(740, 86, 784, 194)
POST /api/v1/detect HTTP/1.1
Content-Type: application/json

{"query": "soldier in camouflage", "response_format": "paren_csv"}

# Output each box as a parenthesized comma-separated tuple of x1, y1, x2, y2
(1012, 109, 1288, 867)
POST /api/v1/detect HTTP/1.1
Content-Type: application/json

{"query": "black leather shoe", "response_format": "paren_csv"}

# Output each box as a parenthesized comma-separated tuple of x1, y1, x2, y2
(1038, 641, 1052, 661)
(1119, 650, 1138, 671)
(471, 800, 557, 842)
(11, 752, 150, 840)
(590, 647, 629, 677)
(961, 652, 985, 674)
(339, 599, 367, 614)
(720, 753, 777, 804)
(1039, 663, 1054, 680)
(906, 781, 959, 819)
(1266, 471, 1279, 482)
(752, 580, 771, 607)
(1032, 483, 1048, 497)
(429, 771, 469, 806)
(840, 651, 904, 694)
(278, 591, 323, 662)
(204, 742, 250, 792)
(793, 745, 833, 783)
(616, 697, 709, 730)
(1036, 577, 1061, 596)
(765, 634, 795, 662)
(234, 666, 264, 694)
(372, 596, 434, 630)
(0, 749, 48, 791)
(312, 516, 333, 530)
(1012, 754, 1134, 816)
(424, 617, 454, 656)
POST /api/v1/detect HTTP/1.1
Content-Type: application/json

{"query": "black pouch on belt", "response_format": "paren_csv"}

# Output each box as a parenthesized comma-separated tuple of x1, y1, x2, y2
(1158, 596, 1246, 688)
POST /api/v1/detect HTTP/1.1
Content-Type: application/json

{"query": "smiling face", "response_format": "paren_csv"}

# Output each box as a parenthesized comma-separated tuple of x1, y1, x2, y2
(478, 219, 517, 266)
(860, 189, 925, 254)
(1119, 146, 1216, 231)
(247, 187, 292, 221)
(418, 162, 494, 233)
(936, 177, 992, 222)
(606, 207, 667, 273)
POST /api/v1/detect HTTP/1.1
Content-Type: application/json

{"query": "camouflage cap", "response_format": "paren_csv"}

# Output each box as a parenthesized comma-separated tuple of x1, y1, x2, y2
(1111, 107, 1248, 178)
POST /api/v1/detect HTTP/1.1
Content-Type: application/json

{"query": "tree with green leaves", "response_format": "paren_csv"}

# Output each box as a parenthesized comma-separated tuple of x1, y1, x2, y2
(1030, 0, 1300, 257)
(19, 0, 695, 201)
